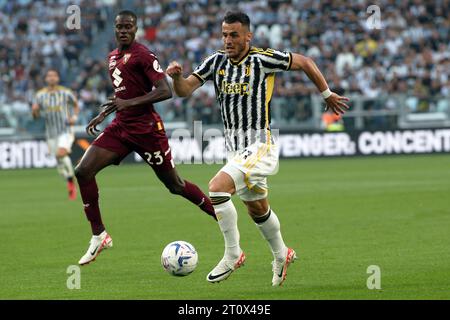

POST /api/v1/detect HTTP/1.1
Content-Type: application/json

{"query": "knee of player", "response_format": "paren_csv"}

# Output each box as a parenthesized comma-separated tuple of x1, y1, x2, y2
(246, 202, 270, 218)
(74, 164, 92, 181)
(208, 179, 221, 193)
(56, 148, 68, 158)
(208, 172, 235, 194)
(74, 166, 84, 179)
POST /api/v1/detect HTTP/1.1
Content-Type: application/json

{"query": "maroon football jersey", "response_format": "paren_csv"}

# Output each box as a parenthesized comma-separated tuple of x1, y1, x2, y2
(107, 41, 166, 134)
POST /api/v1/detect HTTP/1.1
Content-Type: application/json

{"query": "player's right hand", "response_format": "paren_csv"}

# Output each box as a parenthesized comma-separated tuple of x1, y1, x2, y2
(86, 97, 118, 135)
(166, 61, 183, 78)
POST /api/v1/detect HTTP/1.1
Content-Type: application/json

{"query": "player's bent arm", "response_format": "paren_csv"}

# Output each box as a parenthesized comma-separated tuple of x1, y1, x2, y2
(289, 53, 329, 92)
(125, 77, 173, 108)
(171, 74, 202, 97)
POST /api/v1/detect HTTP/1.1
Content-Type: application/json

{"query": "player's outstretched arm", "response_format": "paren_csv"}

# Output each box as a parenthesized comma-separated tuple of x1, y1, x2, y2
(290, 53, 350, 115)
(166, 61, 202, 97)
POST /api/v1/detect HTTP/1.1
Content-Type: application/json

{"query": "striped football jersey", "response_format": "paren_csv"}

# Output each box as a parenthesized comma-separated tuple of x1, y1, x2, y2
(34, 86, 77, 138)
(193, 46, 292, 151)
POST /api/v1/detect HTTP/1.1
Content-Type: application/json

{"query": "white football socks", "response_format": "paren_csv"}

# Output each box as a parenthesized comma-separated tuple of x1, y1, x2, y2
(255, 208, 287, 262)
(57, 155, 74, 179)
(62, 155, 75, 178)
(210, 192, 241, 260)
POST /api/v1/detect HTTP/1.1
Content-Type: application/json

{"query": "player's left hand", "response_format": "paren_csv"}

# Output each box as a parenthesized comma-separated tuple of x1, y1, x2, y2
(325, 93, 350, 115)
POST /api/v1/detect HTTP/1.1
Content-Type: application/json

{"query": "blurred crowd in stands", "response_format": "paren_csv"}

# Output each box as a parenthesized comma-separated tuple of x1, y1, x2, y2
(1, 0, 449, 133)
(0, 0, 116, 132)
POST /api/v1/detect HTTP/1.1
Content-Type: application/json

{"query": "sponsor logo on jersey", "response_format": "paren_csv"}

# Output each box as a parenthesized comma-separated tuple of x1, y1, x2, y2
(112, 67, 123, 87)
(220, 80, 250, 95)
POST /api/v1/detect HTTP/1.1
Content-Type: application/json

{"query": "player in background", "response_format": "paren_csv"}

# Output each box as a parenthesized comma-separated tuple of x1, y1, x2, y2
(167, 11, 350, 286)
(76, 10, 216, 266)
(32, 69, 79, 200)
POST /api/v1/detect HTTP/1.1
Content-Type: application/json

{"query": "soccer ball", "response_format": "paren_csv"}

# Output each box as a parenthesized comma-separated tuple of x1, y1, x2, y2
(161, 241, 198, 276)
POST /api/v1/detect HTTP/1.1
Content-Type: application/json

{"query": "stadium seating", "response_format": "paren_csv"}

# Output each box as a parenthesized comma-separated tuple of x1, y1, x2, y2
(0, 0, 448, 134)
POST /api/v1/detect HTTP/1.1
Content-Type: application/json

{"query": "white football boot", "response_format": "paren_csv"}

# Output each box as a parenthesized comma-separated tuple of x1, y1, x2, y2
(207, 251, 246, 283)
(271, 247, 297, 286)
(78, 231, 113, 266)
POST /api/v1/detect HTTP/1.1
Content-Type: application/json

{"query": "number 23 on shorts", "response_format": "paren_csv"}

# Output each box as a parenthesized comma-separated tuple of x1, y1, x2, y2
(144, 151, 164, 165)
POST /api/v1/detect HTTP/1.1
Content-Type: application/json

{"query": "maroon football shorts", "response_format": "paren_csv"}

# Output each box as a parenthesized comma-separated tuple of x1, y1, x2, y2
(92, 123, 175, 171)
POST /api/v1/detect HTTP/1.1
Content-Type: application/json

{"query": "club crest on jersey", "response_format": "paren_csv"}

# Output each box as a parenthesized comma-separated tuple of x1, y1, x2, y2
(245, 66, 251, 76)
(218, 69, 226, 76)
(123, 53, 131, 64)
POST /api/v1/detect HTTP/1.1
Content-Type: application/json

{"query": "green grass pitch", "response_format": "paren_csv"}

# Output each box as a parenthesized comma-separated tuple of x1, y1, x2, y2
(0, 155, 449, 299)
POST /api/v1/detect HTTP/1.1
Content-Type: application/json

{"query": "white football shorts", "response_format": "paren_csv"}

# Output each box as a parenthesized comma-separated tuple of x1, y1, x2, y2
(220, 142, 279, 202)
(47, 133, 75, 156)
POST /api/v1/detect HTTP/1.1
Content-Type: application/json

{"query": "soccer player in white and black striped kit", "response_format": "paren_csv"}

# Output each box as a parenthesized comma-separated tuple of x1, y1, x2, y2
(32, 69, 79, 200)
(167, 11, 349, 286)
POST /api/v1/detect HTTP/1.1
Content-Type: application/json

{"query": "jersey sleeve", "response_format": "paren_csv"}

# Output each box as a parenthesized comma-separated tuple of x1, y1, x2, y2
(67, 90, 77, 104)
(66, 89, 77, 115)
(255, 48, 292, 74)
(139, 50, 166, 84)
(192, 52, 218, 84)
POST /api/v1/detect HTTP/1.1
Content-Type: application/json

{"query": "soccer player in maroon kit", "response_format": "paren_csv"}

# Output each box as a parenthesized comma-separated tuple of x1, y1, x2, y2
(77, 10, 215, 266)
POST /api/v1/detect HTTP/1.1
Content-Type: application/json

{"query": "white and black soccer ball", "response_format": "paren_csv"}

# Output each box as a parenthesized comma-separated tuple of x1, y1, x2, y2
(161, 241, 198, 276)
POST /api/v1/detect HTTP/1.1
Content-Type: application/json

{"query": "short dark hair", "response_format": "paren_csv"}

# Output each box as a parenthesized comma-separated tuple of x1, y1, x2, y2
(223, 11, 250, 29)
(117, 10, 137, 23)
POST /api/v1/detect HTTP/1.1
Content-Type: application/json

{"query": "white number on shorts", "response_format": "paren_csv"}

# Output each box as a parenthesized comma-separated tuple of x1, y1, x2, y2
(144, 151, 164, 165)
(241, 149, 253, 160)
